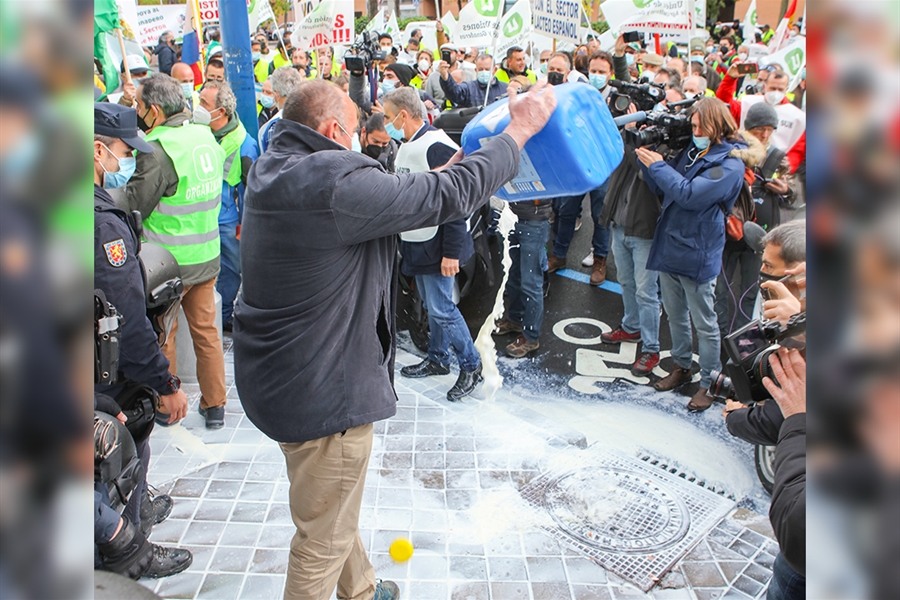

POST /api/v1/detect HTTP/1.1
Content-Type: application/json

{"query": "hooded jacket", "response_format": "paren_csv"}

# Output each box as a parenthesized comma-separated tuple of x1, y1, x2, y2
(641, 137, 747, 283)
(233, 119, 519, 443)
(154, 39, 176, 76)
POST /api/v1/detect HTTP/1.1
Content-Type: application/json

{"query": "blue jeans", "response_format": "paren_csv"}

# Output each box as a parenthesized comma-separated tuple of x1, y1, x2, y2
(551, 182, 610, 259)
(508, 220, 550, 343)
(610, 225, 660, 353)
(216, 221, 241, 325)
(659, 272, 721, 388)
(417, 273, 481, 372)
(767, 553, 806, 600)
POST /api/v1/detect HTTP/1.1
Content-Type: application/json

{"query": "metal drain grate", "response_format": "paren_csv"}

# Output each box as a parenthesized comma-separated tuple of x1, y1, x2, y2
(520, 446, 735, 592)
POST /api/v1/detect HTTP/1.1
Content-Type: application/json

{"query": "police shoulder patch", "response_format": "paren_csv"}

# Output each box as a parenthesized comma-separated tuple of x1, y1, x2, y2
(104, 239, 127, 267)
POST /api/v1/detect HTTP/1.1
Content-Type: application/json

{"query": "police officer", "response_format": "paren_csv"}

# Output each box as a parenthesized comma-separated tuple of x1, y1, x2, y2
(93, 103, 191, 559)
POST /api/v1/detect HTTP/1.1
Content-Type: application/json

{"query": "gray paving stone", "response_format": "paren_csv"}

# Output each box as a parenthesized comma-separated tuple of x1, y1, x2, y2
(408, 580, 449, 599)
(491, 582, 531, 599)
(488, 557, 528, 581)
(409, 554, 449, 580)
(182, 521, 226, 546)
(414, 469, 446, 489)
(210, 546, 254, 573)
(450, 580, 490, 600)
(153, 572, 204, 599)
(527, 556, 568, 583)
(681, 562, 726, 588)
(565, 557, 608, 584)
(485, 533, 524, 557)
(197, 573, 243, 600)
(446, 490, 479, 510)
(148, 517, 189, 545)
(238, 575, 285, 600)
(572, 584, 612, 600)
(220, 523, 262, 547)
(732, 574, 765, 598)
(718, 561, 746, 584)
(249, 548, 289, 574)
(522, 532, 563, 556)
(256, 525, 295, 548)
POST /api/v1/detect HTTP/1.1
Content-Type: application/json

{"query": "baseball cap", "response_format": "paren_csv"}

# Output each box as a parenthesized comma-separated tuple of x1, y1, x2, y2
(689, 38, 705, 53)
(94, 103, 154, 153)
(123, 54, 149, 75)
(643, 53, 664, 67)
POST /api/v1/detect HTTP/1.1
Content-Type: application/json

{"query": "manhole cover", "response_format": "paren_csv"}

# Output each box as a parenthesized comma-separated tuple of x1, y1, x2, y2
(520, 446, 734, 592)
(543, 468, 690, 554)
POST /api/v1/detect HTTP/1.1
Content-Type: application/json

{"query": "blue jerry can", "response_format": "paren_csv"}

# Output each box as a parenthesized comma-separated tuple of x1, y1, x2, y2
(461, 83, 624, 202)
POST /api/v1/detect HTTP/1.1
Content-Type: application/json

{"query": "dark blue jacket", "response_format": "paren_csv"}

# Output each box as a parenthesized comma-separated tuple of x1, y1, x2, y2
(400, 124, 474, 276)
(642, 139, 746, 283)
(440, 74, 507, 108)
(94, 185, 172, 397)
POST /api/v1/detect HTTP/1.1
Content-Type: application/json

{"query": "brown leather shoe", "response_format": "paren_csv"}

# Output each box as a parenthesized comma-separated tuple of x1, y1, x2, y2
(505, 335, 540, 358)
(547, 255, 567, 273)
(653, 366, 692, 391)
(590, 255, 607, 285)
(493, 318, 522, 335)
(687, 388, 714, 412)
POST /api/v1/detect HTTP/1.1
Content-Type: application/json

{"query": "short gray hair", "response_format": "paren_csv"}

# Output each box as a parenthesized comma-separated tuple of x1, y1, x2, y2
(202, 80, 237, 119)
(476, 53, 494, 65)
(270, 66, 304, 99)
(140, 73, 186, 118)
(383, 87, 423, 121)
(685, 75, 707, 92)
(762, 220, 806, 265)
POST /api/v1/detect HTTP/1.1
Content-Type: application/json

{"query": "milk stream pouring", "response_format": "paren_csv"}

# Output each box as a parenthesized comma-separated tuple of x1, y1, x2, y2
(461, 83, 623, 202)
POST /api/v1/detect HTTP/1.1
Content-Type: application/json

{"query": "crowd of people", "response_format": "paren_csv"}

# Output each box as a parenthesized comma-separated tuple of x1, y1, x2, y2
(90, 14, 807, 600)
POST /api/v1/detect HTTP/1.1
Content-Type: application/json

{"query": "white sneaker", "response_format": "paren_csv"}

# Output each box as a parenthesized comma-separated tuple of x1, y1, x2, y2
(581, 253, 594, 267)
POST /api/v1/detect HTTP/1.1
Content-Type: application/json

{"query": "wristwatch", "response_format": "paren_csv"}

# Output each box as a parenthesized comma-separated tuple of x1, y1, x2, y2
(162, 374, 181, 396)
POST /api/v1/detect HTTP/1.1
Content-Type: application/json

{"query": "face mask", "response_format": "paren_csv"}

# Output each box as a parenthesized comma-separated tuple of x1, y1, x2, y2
(2, 132, 40, 179)
(800, 68, 806, 80)
(547, 71, 564, 86)
(137, 108, 153, 132)
(192, 105, 212, 126)
(625, 54, 635, 66)
(685, 91, 698, 99)
(385, 114, 404, 141)
(476, 71, 492, 85)
(351, 133, 361, 153)
(539, 63, 548, 74)
(252, 51, 261, 62)
(418, 59, 431, 73)
(738, 52, 748, 61)
(259, 94, 276, 109)
(364, 143, 385, 159)
(765, 90, 785, 105)
(381, 79, 396, 94)
(720, 45, 730, 54)
(789, 31, 797, 38)
(653, 102, 666, 112)
(99, 143, 136, 189)
(134, 76, 150, 87)
(692, 135, 711, 150)
(589, 73, 607, 90)
(181, 82, 194, 98)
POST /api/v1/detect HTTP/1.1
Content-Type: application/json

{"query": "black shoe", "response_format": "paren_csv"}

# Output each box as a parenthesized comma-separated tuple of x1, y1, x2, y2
(139, 490, 174, 537)
(400, 359, 450, 379)
(222, 320, 233, 333)
(447, 365, 483, 402)
(154, 411, 176, 427)
(198, 405, 225, 429)
(143, 544, 193, 579)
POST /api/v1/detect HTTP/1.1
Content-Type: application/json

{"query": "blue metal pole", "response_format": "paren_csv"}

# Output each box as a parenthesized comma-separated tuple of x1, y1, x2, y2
(219, 0, 259, 139)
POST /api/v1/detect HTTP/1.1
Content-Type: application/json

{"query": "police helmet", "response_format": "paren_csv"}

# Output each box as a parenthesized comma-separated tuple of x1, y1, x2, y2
(139, 242, 184, 346)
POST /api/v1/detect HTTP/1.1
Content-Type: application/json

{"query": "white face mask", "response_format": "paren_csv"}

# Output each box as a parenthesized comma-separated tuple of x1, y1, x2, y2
(418, 59, 430, 72)
(765, 90, 786, 105)
(738, 53, 748, 61)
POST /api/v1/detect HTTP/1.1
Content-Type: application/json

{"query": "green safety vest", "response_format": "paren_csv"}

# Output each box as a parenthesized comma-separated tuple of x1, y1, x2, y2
(495, 68, 537, 84)
(219, 121, 247, 187)
(142, 124, 225, 266)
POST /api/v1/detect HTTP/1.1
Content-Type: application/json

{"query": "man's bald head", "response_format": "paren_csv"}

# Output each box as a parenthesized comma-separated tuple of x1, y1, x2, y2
(170, 62, 194, 84)
(282, 80, 358, 149)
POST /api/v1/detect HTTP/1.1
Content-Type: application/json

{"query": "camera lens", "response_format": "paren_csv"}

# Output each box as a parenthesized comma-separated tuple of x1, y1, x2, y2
(709, 370, 734, 400)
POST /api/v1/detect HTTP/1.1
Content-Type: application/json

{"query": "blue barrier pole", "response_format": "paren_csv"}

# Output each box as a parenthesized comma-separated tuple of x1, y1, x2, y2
(219, 0, 259, 139)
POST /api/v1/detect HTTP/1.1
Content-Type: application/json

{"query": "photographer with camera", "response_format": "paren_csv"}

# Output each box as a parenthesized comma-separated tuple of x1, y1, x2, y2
(636, 97, 747, 412)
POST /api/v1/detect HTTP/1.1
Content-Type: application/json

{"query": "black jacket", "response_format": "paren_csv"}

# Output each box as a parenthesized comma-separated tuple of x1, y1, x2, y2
(94, 185, 172, 397)
(727, 403, 806, 575)
(154, 41, 176, 76)
(509, 199, 552, 222)
(234, 119, 520, 443)
(399, 124, 473, 276)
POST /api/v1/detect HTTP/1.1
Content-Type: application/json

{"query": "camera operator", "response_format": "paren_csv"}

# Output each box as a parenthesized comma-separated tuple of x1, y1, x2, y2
(635, 97, 747, 412)
(724, 348, 807, 600)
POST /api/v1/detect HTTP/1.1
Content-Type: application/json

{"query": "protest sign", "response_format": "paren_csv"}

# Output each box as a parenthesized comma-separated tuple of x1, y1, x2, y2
(532, 0, 581, 44)
(760, 37, 805, 91)
(136, 5, 186, 47)
(454, 0, 502, 48)
(290, 0, 354, 50)
(601, 0, 693, 36)
(495, 0, 532, 57)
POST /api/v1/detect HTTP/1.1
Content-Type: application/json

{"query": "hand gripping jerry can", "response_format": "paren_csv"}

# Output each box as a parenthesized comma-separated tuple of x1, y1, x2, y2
(461, 82, 623, 202)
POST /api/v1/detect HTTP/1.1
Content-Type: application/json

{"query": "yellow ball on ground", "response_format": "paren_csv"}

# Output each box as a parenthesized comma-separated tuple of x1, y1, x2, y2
(389, 537, 414, 562)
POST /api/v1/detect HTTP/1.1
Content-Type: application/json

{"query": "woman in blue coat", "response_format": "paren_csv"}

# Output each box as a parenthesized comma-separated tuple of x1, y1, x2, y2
(636, 97, 746, 412)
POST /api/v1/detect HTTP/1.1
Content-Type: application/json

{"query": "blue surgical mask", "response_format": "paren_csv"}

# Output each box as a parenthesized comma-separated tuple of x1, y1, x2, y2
(653, 102, 666, 112)
(381, 79, 396, 94)
(181, 82, 194, 99)
(476, 71, 492, 85)
(385, 114, 404, 141)
(589, 73, 607, 90)
(351, 133, 361, 153)
(625, 54, 635, 67)
(259, 94, 276, 109)
(540, 63, 548, 74)
(2, 132, 40, 180)
(252, 51, 261, 62)
(692, 135, 711, 150)
(100, 143, 136, 189)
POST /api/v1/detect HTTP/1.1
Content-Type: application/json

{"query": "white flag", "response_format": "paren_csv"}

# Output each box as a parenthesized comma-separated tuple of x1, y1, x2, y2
(365, 8, 385, 32)
(742, 0, 758, 43)
(454, 0, 502, 48)
(248, 0, 276, 34)
(760, 37, 805, 91)
(385, 11, 401, 39)
(290, 0, 354, 50)
(495, 0, 531, 57)
(440, 11, 457, 43)
(601, 0, 693, 36)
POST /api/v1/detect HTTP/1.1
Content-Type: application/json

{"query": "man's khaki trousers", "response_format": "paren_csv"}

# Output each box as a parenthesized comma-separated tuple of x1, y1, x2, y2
(280, 423, 376, 600)
(161, 276, 227, 410)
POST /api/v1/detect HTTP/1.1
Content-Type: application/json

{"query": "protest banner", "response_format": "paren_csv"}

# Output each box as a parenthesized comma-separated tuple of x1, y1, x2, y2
(742, 0, 758, 44)
(248, 0, 277, 32)
(441, 11, 457, 43)
(532, 0, 581, 44)
(760, 37, 805, 91)
(136, 5, 187, 47)
(495, 0, 531, 57)
(454, 0, 502, 48)
(364, 8, 385, 32)
(290, 0, 354, 51)
(601, 0, 693, 36)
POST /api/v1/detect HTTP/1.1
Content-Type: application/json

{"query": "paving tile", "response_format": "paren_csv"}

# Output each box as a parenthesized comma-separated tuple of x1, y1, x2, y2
(485, 533, 523, 557)
(154, 572, 204, 599)
(414, 470, 446, 489)
(446, 489, 479, 510)
(488, 557, 528, 581)
(415, 436, 445, 452)
(527, 556, 567, 583)
(564, 557, 608, 584)
(412, 509, 448, 531)
(168, 498, 199, 520)
(408, 580, 449, 599)
(220, 523, 262, 547)
(445, 470, 478, 489)
(249, 548, 289, 574)
(182, 521, 226, 546)
(379, 469, 414, 488)
(230, 502, 268, 523)
(170, 478, 209, 498)
(415, 452, 446, 469)
(265, 503, 293, 525)
(718, 561, 746, 584)
(449, 556, 488, 580)
(728, 539, 759, 559)
(221, 444, 259, 462)
(692, 588, 725, 600)
(416, 421, 445, 436)
(681, 562, 726, 588)
(256, 525, 295, 548)
(752, 552, 776, 570)
(377, 487, 414, 509)
(447, 542, 484, 556)
(445, 452, 476, 469)
(572, 584, 612, 600)
(411, 489, 446, 510)
(210, 546, 254, 573)
(532, 582, 572, 599)
(685, 540, 714, 561)
(522, 532, 563, 556)
(197, 573, 243, 600)
(375, 508, 413, 530)
(205, 480, 242, 500)
(409, 554, 449, 580)
(446, 438, 475, 452)
(238, 482, 274, 502)
(385, 435, 414, 452)
(738, 529, 767, 549)
(707, 540, 748, 562)
(450, 580, 490, 600)
(382, 452, 413, 470)
(149, 518, 190, 544)
(490, 582, 531, 599)
(410, 531, 448, 554)
(194, 500, 233, 522)
(720, 590, 752, 600)
(388, 420, 415, 435)
(732, 574, 765, 598)
(369, 552, 410, 580)
(478, 470, 511, 488)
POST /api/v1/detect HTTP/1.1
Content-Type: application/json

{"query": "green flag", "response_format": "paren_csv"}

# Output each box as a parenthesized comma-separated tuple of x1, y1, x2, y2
(94, 0, 120, 99)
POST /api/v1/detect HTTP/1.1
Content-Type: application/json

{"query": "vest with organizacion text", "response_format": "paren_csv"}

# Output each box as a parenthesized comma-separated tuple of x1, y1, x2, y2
(142, 123, 225, 266)
(396, 128, 460, 242)
(739, 95, 806, 153)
